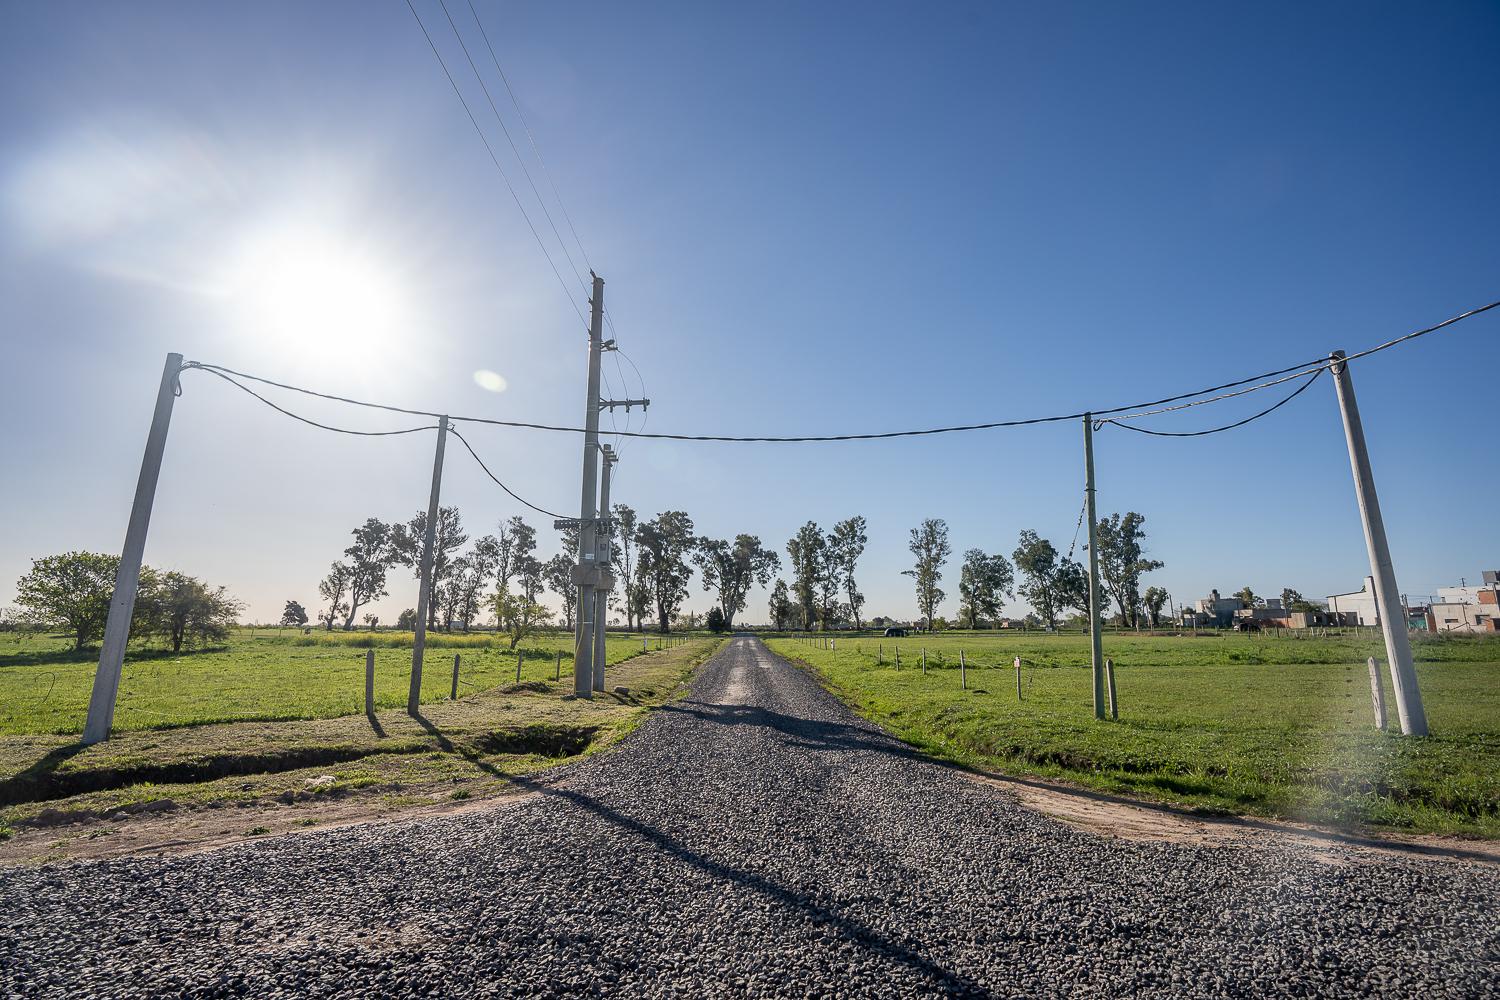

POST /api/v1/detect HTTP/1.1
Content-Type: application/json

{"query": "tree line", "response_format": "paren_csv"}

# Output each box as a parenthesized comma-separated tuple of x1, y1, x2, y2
(13, 552, 242, 652)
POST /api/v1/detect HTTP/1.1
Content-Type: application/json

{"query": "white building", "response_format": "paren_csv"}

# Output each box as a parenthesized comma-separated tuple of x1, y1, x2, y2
(1327, 576, 1380, 626)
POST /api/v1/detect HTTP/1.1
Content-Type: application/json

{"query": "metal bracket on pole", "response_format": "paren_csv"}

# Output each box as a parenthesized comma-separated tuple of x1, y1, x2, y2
(599, 398, 650, 412)
(82, 353, 184, 745)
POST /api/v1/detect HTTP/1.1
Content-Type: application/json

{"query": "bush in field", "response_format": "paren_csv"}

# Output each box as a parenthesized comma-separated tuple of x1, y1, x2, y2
(396, 607, 417, 630)
(137, 572, 244, 652)
(705, 606, 727, 633)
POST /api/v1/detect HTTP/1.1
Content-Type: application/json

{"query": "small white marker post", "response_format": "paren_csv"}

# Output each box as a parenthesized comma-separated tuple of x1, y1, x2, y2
(960, 649, 967, 690)
(1368, 657, 1388, 730)
(1015, 656, 1022, 701)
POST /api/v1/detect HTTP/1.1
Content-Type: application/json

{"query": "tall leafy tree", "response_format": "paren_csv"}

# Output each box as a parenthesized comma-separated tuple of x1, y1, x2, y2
(785, 522, 825, 631)
(280, 600, 309, 628)
(392, 506, 468, 629)
(903, 519, 951, 629)
(1013, 530, 1086, 630)
(1094, 512, 1164, 629)
(14, 551, 123, 650)
(828, 516, 869, 629)
(448, 534, 501, 631)
(958, 549, 1014, 629)
(694, 534, 780, 630)
(636, 511, 696, 633)
(340, 517, 395, 631)
(611, 504, 640, 630)
(1235, 586, 1258, 609)
(317, 562, 352, 632)
(768, 578, 794, 631)
(493, 516, 536, 627)
(1141, 585, 1169, 627)
(543, 553, 578, 630)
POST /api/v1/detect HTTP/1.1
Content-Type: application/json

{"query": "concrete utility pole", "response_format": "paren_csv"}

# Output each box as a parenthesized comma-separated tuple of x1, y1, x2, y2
(408, 416, 449, 715)
(1083, 414, 1106, 721)
(1329, 351, 1427, 736)
(83, 353, 183, 745)
(573, 274, 606, 698)
(592, 445, 617, 692)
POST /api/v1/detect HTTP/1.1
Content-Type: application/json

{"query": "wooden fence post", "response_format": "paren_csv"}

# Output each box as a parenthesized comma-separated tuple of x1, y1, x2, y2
(555, 650, 563, 681)
(1015, 656, 1022, 700)
(515, 650, 523, 683)
(878, 643, 883, 665)
(451, 653, 460, 700)
(1368, 656, 1388, 730)
(365, 649, 375, 715)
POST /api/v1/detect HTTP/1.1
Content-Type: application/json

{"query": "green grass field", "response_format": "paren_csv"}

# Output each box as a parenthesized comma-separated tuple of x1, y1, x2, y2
(0, 627, 678, 736)
(766, 631, 1500, 837)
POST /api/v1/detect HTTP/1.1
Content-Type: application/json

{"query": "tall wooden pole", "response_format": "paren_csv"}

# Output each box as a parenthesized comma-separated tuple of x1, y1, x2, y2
(408, 417, 448, 714)
(83, 353, 183, 744)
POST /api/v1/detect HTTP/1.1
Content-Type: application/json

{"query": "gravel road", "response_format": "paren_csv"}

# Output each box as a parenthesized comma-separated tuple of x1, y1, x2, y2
(3, 636, 1497, 998)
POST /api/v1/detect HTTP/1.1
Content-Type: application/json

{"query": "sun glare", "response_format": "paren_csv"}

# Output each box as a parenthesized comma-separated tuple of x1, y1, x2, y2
(224, 224, 409, 366)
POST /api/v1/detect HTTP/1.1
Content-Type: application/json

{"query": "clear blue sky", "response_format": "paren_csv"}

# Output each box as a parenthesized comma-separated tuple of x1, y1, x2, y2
(2, 1, 1497, 625)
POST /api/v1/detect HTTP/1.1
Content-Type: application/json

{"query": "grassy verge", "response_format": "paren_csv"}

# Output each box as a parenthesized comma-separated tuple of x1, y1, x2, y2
(0, 637, 724, 862)
(766, 634, 1500, 838)
(0, 628, 675, 735)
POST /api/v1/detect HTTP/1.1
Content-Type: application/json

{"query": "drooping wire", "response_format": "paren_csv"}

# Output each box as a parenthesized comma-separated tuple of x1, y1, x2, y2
(180, 296, 1497, 443)
(1102, 367, 1325, 437)
(184, 364, 439, 437)
(183, 364, 568, 519)
(1066, 494, 1088, 561)
(403, 0, 586, 329)
(447, 427, 569, 519)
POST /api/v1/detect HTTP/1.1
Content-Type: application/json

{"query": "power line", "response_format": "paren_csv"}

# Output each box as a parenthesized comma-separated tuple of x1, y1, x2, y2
(435, 0, 589, 294)
(181, 296, 1497, 444)
(402, 0, 586, 328)
(1102, 367, 1326, 437)
(463, 0, 595, 284)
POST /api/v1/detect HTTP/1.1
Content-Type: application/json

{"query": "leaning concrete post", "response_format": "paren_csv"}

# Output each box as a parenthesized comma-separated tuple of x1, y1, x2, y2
(1106, 658, 1118, 719)
(83, 352, 183, 745)
(408, 417, 448, 714)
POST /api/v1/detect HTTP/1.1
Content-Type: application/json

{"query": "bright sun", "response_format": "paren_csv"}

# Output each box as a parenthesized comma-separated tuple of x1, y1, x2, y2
(224, 223, 408, 366)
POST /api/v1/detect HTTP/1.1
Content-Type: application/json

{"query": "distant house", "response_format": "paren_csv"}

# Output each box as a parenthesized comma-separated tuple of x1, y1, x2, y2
(1425, 571, 1500, 633)
(1190, 589, 1242, 628)
(1328, 577, 1381, 626)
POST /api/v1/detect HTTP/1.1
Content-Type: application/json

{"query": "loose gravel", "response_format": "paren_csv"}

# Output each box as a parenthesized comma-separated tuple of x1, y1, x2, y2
(3, 636, 1497, 998)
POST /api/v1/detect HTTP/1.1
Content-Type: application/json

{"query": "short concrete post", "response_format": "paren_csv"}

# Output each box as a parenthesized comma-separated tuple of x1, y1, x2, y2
(451, 653, 461, 700)
(1015, 656, 1022, 700)
(643, 637, 648, 653)
(515, 650, 523, 683)
(365, 649, 375, 715)
(960, 649, 967, 690)
(1106, 658, 1118, 719)
(922, 648, 927, 672)
(556, 650, 563, 681)
(895, 645, 900, 667)
(1368, 656, 1388, 730)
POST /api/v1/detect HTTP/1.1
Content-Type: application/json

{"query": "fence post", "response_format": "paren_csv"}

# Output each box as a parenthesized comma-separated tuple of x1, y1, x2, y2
(1015, 656, 1022, 700)
(1106, 658, 1118, 719)
(922, 648, 927, 672)
(365, 649, 375, 716)
(82, 352, 184, 745)
(1368, 656, 1388, 730)
(451, 653, 460, 700)
(895, 644, 900, 667)
(960, 649, 966, 690)
(516, 650, 523, 683)
(556, 650, 563, 681)
(878, 644, 883, 665)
